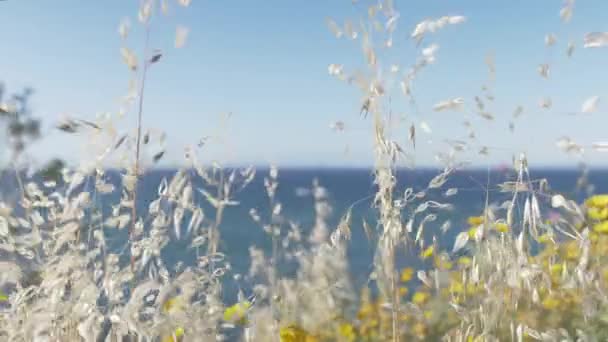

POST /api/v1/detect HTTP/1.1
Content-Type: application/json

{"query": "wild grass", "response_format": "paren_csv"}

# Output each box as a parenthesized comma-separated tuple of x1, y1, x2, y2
(1, 0, 608, 341)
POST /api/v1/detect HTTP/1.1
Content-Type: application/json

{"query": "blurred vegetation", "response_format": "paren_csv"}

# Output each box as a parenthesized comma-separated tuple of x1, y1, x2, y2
(0, 83, 40, 158)
(0, 82, 65, 183)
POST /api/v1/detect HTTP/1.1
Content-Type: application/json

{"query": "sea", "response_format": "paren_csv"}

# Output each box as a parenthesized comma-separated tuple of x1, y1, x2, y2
(3, 167, 608, 296)
(133, 168, 605, 288)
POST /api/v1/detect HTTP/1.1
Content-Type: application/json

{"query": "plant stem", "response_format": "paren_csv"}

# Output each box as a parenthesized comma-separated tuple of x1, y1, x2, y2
(392, 249, 399, 342)
(130, 27, 151, 272)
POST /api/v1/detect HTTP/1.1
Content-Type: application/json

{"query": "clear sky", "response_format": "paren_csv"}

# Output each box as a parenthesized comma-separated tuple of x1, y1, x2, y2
(1, 0, 608, 169)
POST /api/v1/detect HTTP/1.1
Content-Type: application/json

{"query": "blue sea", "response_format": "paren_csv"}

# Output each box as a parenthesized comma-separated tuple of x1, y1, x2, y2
(128, 168, 607, 287)
(3, 167, 607, 293)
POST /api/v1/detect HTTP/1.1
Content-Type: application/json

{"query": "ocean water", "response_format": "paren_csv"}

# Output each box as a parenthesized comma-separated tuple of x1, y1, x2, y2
(127, 168, 607, 287)
(3, 167, 606, 291)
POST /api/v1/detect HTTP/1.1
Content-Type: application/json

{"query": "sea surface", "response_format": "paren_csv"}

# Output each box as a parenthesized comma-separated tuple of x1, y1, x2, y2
(131, 168, 606, 285)
(3, 167, 607, 292)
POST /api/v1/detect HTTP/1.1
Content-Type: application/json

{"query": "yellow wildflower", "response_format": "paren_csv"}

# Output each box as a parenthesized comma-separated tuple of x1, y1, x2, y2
(412, 291, 430, 305)
(338, 323, 356, 342)
(602, 268, 608, 282)
(161, 327, 185, 342)
(593, 221, 608, 234)
(543, 245, 558, 257)
(223, 301, 252, 324)
(423, 310, 433, 320)
(467, 227, 478, 239)
(588, 207, 608, 220)
(458, 256, 472, 267)
(162, 296, 184, 314)
(590, 232, 600, 243)
(563, 241, 580, 260)
(434, 256, 453, 270)
(401, 267, 414, 282)
(357, 302, 376, 319)
(359, 323, 377, 340)
(541, 295, 561, 310)
(586, 194, 608, 208)
(420, 245, 434, 259)
(466, 283, 482, 295)
(467, 216, 484, 226)
(549, 263, 563, 277)
(0, 291, 7, 302)
(449, 280, 464, 294)
(280, 325, 318, 342)
(399, 287, 409, 297)
(494, 222, 509, 233)
(367, 318, 379, 329)
(413, 322, 427, 338)
(537, 234, 552, 244)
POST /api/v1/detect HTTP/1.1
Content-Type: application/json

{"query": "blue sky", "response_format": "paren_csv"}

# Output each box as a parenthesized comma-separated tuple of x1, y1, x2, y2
(1, 0, 608, 168)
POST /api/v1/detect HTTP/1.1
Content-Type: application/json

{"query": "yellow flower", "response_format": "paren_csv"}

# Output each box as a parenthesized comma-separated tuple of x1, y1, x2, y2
(412, 291, 430, 305)
(537, 234, 552, 244)
(466, 283, 482, 295)
(338, 323, 356, 342)
(541, 295, 561, 310)
(401, 267, 414, 282)
(420, 245, 434, 259)
(549, 263, 564, 277)
(399, 287, 409, 297)
(223, 301, 252, 324)
(434, 256, 453, 270)
(602, 268, 608, 282)
(413, 322, 427, 338)
(162, 327, 185, 342)
(586, 194, 608, 208)
(0, 290, 7, 302)
(280, 325, 318, 342)
(442, 260, 454, 269)
(542, 245, 558, 257)
(588, 207, 608, 220)
(494, 222, 509, 233)
(162, 296, 184, 314)
(449, 280, 464, 294)
(357, 302, 376, 319)
(467, 216, 484, 226)
(467, 227, 478, 239)
(593, 221, 608, 234)
(423, 310, 433, 320)
(563, 241, 580, 260)
(458, 256, 472, 267)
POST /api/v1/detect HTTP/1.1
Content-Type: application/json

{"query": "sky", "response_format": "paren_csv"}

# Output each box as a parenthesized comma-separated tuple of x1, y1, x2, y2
(1, 0, 608, 169)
